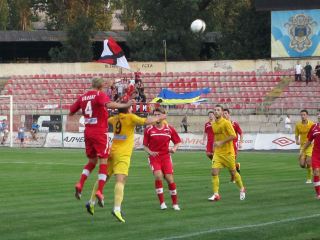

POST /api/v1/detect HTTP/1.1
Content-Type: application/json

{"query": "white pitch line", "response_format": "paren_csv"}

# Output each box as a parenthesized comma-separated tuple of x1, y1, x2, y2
(0, 161, 82, 166)
(156, 213, 320, 240)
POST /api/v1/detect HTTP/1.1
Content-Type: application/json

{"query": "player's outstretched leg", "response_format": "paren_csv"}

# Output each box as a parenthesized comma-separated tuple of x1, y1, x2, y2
(95, 163, 108, 207)
(75, 161, 96, 200)
(234, 171, 246, 200)
(112, 175, 126, 223)
(208, 174, 220, 201)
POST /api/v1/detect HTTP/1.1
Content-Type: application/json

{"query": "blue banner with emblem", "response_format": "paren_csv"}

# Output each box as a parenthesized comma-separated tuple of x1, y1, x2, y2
(271, 10, 320, 58)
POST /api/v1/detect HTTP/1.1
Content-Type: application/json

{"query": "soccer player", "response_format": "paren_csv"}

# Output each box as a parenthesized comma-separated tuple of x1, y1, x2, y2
(203, 111, 214, 160)
(223, 108, 243, 182)
(86, 107, 166, 222)
(295, 109, 314, 183)
(69, 78, 132, 202)
(143, 107, 181, 211)
(303, 112, 320, 199)
(208, 104, 246, 201)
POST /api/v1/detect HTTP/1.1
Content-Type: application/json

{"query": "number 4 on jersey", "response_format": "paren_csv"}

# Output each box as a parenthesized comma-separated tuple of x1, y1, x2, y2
(85, 101, 93, 117)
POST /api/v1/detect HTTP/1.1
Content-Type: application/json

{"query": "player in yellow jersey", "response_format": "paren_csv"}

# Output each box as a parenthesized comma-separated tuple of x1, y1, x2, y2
(86, 106, 166, 223)
(208, 104, 246, 201)
(295, 109, 314, 183)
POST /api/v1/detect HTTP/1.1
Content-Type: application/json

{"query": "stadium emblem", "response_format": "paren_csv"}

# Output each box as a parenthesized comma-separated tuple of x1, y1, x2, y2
(272, 137, 295, 147)
(284, 14, 316, 53)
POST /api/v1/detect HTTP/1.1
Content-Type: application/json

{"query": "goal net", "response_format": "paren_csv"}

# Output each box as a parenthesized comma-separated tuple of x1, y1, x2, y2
(0, 95, 13, 147)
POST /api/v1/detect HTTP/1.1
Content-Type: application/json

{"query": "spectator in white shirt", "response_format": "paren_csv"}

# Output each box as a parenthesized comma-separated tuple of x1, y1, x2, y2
(295, 62, 302, 81)
(284, 114, 292, 133)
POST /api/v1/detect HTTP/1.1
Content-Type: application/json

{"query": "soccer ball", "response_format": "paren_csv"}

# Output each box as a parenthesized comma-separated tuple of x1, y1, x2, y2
(190, 19, 206, 33)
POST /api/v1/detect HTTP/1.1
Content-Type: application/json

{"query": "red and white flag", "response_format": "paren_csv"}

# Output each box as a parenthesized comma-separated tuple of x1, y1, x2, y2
(97, 37, 130, 69)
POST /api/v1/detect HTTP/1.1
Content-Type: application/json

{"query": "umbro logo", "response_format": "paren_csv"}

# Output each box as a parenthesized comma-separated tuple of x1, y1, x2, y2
(272, 137, 295, 147)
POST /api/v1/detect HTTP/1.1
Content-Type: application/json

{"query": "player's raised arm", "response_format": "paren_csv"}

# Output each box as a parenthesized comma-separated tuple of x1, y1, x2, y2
(106, 100, 133, 109)
(144, 113, 166, 125)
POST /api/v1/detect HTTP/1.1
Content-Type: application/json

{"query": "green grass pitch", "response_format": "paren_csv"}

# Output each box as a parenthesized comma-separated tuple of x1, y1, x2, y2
(1, 148, 320, 240)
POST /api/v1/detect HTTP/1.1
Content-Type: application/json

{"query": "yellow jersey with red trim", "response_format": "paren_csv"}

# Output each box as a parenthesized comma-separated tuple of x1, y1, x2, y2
(211, 117, 236, 155)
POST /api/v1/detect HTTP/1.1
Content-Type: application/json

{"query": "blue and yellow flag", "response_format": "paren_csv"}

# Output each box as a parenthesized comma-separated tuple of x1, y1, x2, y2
(151, 88, 210, 105)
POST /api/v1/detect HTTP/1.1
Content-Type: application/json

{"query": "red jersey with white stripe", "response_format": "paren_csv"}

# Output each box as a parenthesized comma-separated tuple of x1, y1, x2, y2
(204, 121, 214, 144)
(143, 124, 181, 156)
(308, 123, 320, 158)
(70, 90, 110, 134)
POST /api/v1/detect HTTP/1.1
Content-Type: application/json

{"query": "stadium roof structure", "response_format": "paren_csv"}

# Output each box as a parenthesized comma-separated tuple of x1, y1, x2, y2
(0, 31, 129, 42)
(0, 30, 219, 43)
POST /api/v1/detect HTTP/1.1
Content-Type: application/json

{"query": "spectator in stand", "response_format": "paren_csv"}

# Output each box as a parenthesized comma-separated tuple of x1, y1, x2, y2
(30, 121, 40, 140)
(181, 115, 189, 133)
(284, 114, 292, 133)
(134, 71, 142, 84)
(1, 120, 9, 145)
(295, 62, 302, 82)
(315, 61, 320, 81)
(304, 62, 312, 85)
(18, 124, 26, 147)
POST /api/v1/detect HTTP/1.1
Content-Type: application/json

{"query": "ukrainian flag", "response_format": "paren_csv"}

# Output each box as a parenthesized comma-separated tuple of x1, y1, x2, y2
(151, 88, 210, 105)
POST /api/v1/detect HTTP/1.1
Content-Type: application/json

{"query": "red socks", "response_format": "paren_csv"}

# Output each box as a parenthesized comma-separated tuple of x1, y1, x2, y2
(169, 182, 178, 205)
(314, 176, 320, 196)
(155, 180, 164, 204)
(78, 162, 96, 188)
(97, 164, 108, 193)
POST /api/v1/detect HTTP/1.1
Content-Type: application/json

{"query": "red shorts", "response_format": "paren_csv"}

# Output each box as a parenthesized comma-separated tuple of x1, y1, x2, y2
(312, 155, 320, 169)
(206, 141, 213, 154)
(148, 154, 173, 174)
(84, 132, 110, 159)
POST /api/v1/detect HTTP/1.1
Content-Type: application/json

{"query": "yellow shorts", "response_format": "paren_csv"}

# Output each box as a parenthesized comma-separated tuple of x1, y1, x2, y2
(212, 154, 236, 170)
(300, 145, 313, 158)
(108, 152, 131, 176)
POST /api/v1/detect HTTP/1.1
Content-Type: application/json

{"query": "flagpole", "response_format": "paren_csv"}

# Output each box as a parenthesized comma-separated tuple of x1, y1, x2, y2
(163, 40, 167, 74)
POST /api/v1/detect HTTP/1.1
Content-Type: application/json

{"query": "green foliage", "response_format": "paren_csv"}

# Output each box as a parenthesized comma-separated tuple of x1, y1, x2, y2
(126, 0, 206, 61)
(39, 0, 113, 31)
(124, 0, 270, 60)
(7, 0, 34, 30)
(49, 15, 95, 62)
(0, 0, 9, 30)
(212, 0, 271, 59)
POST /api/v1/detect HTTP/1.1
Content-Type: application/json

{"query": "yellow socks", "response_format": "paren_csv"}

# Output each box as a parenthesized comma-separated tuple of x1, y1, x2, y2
(212, 175, 219, 194)
(235, 172, 244, 190)
(114, 182, 125, 208)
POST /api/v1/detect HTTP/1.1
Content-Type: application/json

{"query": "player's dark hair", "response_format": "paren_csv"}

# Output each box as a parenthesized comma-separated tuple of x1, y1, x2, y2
(153, 107, 166, 114)
(118, 107, 129, 113)
(300, 109, 308, 115)
(215, 104, 223, 110)
(223, 108, 230, 114)
(208, 111, 214, 115)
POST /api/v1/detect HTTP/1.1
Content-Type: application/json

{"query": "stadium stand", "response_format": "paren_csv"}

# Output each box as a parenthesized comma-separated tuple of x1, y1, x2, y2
(1, 70, 319, 133)
(2, 70, 319, 117)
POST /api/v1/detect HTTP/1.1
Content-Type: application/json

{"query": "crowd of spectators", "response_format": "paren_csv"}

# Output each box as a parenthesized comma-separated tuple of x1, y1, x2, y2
(106, 72, 146, 103)
(295, 61, 320, 84)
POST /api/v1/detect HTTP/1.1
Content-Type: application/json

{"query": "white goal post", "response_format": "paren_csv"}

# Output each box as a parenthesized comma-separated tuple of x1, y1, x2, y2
(0, 95, 13, 147)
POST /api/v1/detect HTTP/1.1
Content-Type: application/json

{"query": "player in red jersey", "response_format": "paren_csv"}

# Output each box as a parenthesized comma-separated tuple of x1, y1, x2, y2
(69, 78, 132, 202)
(203, 111, 214, 160)
(223, 109, 243, 182)
(304, 112, 320, 199)
(143, 107, 182, 210)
